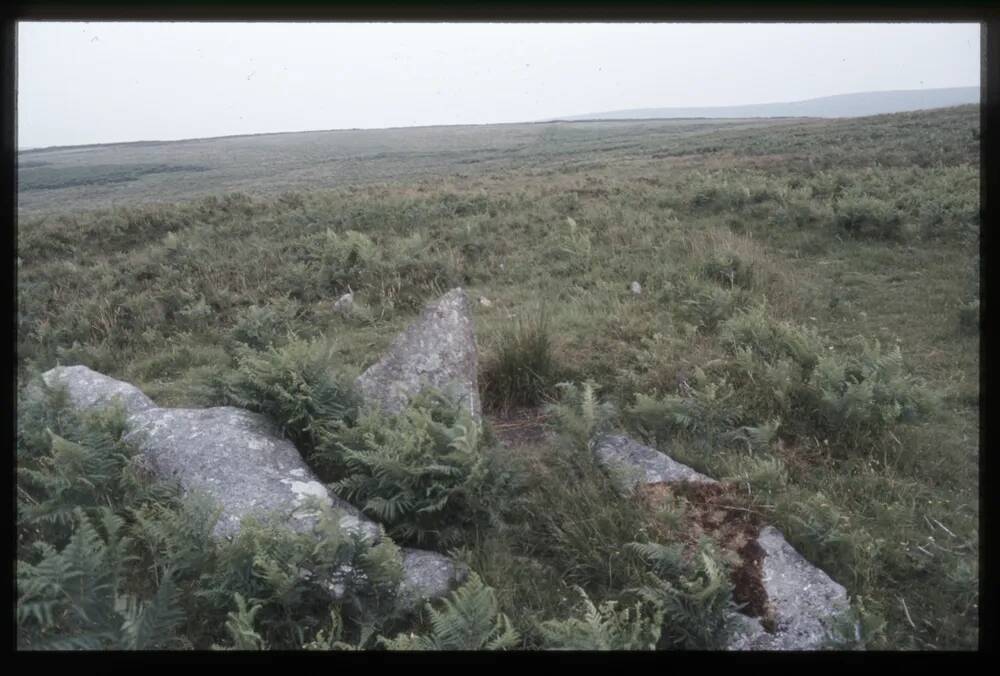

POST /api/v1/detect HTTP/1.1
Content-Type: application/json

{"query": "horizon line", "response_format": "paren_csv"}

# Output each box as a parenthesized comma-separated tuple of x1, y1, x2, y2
(18, 83, 979, 153)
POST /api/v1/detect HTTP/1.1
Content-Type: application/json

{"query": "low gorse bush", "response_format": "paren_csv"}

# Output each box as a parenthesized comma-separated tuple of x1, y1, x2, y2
(701, 253, 756, 291)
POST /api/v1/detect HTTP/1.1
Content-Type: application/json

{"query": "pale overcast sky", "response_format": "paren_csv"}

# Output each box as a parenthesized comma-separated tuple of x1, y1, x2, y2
(17, 22, 980, 149)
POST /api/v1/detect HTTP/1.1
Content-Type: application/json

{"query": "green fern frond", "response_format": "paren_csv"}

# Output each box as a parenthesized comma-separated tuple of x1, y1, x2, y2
(331, 389, 489, 546)
(537, 586, 662, 650)
(625, 541, 686, 579)
(120, 571, 185, 650)
(213, 593, 267, 650)
(380, 573, 520, 650)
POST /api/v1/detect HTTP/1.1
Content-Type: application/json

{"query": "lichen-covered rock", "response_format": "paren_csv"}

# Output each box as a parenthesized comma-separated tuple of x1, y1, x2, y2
(725, 611, 771, 649)
(726, 526, 854, 650)
(123, 405, 379, 541)
(42, 365, 156, 419)
(333, 291, 354, 316)
(595, 434, 716, 489)
(356, 288, 481, 422)
(397, 549, 470, 609)
(39, 364, 465, 607)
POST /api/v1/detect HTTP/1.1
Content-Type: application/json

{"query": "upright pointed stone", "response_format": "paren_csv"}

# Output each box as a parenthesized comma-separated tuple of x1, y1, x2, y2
(356, 288, 481, 422)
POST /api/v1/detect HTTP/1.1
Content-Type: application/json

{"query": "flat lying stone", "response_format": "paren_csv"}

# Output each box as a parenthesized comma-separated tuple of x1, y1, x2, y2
(39, 364, 465, 609)
(356, 288, 481, 422)
(123, 405, 379, 541)
(595, 434, 717, 489)
(726, 526, 853, 650)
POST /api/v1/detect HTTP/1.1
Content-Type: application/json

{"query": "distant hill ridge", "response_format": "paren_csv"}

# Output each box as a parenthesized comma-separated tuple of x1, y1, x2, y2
(555, 86, 979, 122)
(18, 87, 978, 154)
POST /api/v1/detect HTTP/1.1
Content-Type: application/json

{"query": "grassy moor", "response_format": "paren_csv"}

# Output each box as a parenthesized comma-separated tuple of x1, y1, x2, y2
(16, 104, 979, 650)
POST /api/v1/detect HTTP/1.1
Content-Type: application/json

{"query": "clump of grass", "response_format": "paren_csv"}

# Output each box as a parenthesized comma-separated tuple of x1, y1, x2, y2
(481, 313, 560, 412)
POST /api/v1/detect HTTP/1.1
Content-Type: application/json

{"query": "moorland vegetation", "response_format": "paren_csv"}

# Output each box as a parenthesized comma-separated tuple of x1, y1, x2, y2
(16, 105, 979, 650)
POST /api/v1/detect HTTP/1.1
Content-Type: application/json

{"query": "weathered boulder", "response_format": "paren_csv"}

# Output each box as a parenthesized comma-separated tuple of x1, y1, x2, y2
(42, 364, 156, 420)
(726, 526, 853, 650)
(595, 434, 716, 488)
(398, 549, 470, 609)
(333, 291, 354, 316)
(356, 288, 481, 422)
(123, 405, 378, 541)
(39, 364, 466, 608)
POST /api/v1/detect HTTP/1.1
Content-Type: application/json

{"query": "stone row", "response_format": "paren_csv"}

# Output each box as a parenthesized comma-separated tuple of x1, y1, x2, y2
(38, 287, 855, 648)
(359, 287, 857, 649)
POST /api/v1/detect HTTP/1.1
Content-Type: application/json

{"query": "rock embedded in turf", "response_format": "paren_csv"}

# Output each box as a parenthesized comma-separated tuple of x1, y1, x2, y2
(593, 432, 854, 650)
(124, 405, 379, 541)
(398, 549, 470, 609)
(595, 434, 717, 488)
(333, 291, 354, 315)
(726, 526, 854, 650)
(356, 287, 482, 422)
(39, 364, 467, 609)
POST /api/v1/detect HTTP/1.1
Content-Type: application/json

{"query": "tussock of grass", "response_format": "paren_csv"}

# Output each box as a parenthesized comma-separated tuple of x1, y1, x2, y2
(480, 312, 560, 413)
